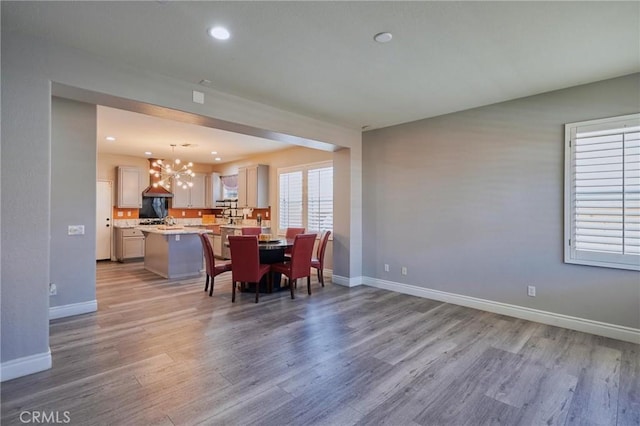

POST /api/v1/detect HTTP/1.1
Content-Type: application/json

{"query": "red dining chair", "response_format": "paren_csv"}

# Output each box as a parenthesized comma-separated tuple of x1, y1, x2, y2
(284, 227, 306, 259)
(228, 235, 271, 303)
(241, 227, 262, 236)
(199, 233, 232, 297)
(271, 233, 317, 299)
(311, 230, 331, 287)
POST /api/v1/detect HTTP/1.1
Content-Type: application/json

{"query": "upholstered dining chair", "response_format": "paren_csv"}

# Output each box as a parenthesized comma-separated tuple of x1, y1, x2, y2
(199, 233, 232, 297)
(271, 233, 317, 299)
(241, 227, 262, 236)
(311, 230, 331, 287)
(228, 235, 271, 303)
(284, 227, 306, 259)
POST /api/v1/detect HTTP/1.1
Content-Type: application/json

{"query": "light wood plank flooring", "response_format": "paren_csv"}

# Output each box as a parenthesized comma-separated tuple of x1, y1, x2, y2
(1, 261, 638, 425)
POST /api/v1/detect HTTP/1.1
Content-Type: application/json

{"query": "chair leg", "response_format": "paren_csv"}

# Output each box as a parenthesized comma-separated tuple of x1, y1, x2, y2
(209, 275, 215, 297)
(232, 281, 236, 303)
(204, 275, 210, 292)
(255, 281, 259, 303)
(307, 275, 311, 295)
(319, 269, 325, 287)
(289, 276, 295, 300)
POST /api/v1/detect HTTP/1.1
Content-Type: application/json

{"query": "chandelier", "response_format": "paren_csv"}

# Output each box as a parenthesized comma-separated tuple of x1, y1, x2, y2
(149, 144, 195, 190)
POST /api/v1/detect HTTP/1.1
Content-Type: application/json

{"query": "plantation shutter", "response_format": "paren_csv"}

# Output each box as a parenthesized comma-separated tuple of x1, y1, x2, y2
(279, 171, 303, 230)
(567, 114, 640, 270)
(307, 166, 333, 232)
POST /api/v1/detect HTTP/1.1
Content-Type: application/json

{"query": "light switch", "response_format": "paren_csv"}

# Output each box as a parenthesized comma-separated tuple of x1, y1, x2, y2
(117, 211, 124, 217)
(68, 225, 85, 235)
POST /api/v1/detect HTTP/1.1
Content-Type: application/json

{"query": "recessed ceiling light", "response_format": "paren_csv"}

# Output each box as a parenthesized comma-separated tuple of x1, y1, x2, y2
(208, 26, 230, 40)
(215, 157, 221, 161)
(211, 151, 218, 155)
(373, 32, 393, 43)
(145, 151, 152, 156)
(105, 136, 116, 141)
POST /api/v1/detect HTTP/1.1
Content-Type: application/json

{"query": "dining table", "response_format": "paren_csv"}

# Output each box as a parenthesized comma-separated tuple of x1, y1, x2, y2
(227, 238, 295, 293)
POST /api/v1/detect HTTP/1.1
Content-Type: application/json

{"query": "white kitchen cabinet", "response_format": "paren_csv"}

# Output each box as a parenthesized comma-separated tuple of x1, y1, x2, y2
(237, 165, 268, 208)
(205, 172, 222, 208)
(171, 174, 206, 208)
(117, 166, 142, 208)
(115, 227, 145, 261)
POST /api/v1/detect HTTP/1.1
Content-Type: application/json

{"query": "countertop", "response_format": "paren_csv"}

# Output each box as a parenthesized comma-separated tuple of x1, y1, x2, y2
(137, 226, 209, 235)
(219, 224, 270, 229)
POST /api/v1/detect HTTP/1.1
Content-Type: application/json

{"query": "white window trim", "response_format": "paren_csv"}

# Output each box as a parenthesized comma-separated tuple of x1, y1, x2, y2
(277, 160, 333, 238)
(564, 113, 640, 271)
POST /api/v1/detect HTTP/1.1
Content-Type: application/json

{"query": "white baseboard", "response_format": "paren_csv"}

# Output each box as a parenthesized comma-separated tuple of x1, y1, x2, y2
(332, 274, 363, 287)
(363, 277, 640, 344)
(0, 349, 52, 382)
(49, 300, 98, 320)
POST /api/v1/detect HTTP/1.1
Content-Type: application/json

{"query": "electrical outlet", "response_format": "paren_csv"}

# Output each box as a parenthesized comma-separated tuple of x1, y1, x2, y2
(266, 211, 269, 218)
(127, 211, 132, 217)
(384, 264, 390, 272)
(401, 266, 407, 276)
(117, 211, 124, 217)
(527, 285, 536, 297)
(49, 283, 57, 296)
(182, 211, 186, 217)
(198, 211, 202, 216)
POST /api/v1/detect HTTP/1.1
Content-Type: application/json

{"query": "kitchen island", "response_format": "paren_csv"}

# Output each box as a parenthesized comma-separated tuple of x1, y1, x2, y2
(139, 226, 206, 279)
(219, 224, 271, 259)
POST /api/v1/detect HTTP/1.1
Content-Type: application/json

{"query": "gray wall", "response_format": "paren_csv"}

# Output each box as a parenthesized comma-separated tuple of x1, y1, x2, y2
(363, 74, 640, 329)
(1, 37, 52, 363)
(51, 98, 97, 308)
(1, 30, 361, 368)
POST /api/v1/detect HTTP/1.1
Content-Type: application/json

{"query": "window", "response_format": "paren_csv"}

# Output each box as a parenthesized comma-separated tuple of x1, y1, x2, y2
(220, 174, 238, 200)
(278, 161, 333, 235)
(279, 170, 303, 229)
(565, 113, 640, 271)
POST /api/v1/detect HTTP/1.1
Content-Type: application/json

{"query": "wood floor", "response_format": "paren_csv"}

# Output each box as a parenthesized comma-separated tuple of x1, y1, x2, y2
(1, 261, 638, 425)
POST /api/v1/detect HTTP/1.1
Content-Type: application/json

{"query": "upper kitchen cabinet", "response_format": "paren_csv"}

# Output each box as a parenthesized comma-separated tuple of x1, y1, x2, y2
(117, 166, 142, 208)
(237, 165, 269, 208)
(172, 173, 206, 209)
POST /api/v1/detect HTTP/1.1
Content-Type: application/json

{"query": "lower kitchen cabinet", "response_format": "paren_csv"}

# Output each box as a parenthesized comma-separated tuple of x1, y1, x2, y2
(115, 228, 145, 262)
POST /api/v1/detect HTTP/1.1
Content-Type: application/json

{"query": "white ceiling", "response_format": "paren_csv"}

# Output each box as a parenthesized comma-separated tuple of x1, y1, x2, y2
(97, 106, 292, 165)
(4, 1, 639, 154)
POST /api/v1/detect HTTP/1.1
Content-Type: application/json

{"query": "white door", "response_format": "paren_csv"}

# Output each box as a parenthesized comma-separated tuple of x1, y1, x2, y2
(96, 180, 113, 260)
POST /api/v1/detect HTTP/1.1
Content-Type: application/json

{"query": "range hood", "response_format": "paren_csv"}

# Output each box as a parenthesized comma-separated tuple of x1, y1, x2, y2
(142, 158, 173, 197)
(142, 185, 173, 197)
